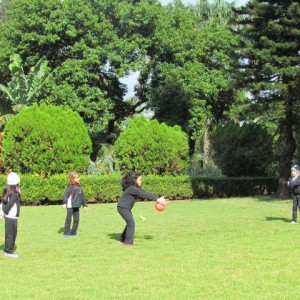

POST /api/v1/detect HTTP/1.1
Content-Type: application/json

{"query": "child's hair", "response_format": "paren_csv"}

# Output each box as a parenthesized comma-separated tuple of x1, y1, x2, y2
(69, 171, 79, 181)
(121, 171, 141, 191)
(2, 185, 17, 204)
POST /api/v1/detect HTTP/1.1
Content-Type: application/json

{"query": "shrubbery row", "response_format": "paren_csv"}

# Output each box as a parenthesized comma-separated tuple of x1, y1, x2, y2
(0, 174, 279, 205)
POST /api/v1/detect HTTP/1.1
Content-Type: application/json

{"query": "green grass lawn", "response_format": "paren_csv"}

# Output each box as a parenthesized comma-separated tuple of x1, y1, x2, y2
(1, 197, 300, 299)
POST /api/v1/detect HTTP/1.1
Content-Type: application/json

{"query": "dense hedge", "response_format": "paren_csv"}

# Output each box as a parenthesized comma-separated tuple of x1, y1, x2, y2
(0, 174, 280, 205)
(191, 177, 279, 198)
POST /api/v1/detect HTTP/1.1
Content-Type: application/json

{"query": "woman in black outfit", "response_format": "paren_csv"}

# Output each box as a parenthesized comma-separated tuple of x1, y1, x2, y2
(117, 171, 168, 247)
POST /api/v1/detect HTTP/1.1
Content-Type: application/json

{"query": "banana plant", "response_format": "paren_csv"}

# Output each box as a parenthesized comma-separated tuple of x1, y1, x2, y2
(0, 53, 54, 115)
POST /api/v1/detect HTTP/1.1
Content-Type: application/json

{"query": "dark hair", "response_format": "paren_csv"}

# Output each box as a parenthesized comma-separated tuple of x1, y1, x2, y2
(2, 185, 17, 204)
(121, 171, 141, 191)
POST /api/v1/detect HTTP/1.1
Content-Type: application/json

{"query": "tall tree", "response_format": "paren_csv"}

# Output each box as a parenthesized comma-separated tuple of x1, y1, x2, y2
(233, 0, 300, 196)
(137, 0, 237, 156)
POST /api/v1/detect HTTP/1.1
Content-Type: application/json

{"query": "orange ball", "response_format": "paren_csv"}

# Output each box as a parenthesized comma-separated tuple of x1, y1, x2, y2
(155, 201, 166, 212)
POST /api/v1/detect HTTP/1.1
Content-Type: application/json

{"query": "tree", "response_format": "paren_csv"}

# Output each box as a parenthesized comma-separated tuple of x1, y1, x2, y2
(233, 0, 300, 196)
(0, 132, 5, 173)
(211, 121, 274, 177)
(2, 103, 92, 176)
(114, 116, 189, 175)
(136, 0, 237, 157)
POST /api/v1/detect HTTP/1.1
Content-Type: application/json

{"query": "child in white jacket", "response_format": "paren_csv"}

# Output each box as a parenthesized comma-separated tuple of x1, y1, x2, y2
(2, 172, 21, 258)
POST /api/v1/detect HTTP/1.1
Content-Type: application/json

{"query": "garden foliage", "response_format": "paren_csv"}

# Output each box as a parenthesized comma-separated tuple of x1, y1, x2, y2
(2, 103, 92, 175)
(114, 116, 189, 175)
(211, 121, 274, 177)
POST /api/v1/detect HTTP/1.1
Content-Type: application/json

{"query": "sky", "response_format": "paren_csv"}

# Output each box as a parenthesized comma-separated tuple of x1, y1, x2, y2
(121, 0, 249, 98)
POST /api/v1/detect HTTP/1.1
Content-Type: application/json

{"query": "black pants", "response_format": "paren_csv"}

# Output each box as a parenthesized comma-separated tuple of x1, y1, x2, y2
(5, 217, 18, 254)
(292, 195, 300, 222)
(64, 207, 80, 235)
(117, 206, 135, 245)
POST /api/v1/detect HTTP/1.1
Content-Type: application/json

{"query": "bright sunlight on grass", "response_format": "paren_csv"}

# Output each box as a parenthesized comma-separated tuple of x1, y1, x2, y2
(1, 197, 299, 299)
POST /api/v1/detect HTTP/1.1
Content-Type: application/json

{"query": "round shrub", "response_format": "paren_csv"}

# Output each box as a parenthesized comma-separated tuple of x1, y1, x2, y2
(114, 116, 189, 175)
(211, 121, 274, 177)
(2, 103, 92, 175)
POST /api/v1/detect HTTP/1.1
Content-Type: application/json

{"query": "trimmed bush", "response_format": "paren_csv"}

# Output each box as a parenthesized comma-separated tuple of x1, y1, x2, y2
(211, 121, 274, 177)
(2, 103, 92, 175)
(114, 116, 189, 175)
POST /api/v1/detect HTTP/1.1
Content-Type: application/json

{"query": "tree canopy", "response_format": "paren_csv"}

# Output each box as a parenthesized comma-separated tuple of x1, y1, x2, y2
(233, 0, 300, 195)
(137, 0, 237, 154)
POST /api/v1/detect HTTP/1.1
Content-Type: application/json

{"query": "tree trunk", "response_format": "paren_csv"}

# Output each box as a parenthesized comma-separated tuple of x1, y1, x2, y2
(203, 118, 212, 164)
(89, 118, 115, 162)
(275, 101, 295, 198)
(189, 137, 195, 156)
(203, 129, 210, 164)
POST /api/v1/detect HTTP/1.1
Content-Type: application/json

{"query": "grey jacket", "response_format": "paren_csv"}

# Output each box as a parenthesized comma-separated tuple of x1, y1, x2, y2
(288, 175, 300, 195)
(63, 183, 87, 208)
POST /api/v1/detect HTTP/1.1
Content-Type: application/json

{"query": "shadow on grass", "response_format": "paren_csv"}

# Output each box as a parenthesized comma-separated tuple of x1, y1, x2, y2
(57, 227, 64, 234)
(142, 235, 154, 240)
(255, 196, 291, 202)
(107, 233, 120, 241)
(265, 217, 291, 223)
(107, 233, 154, 241)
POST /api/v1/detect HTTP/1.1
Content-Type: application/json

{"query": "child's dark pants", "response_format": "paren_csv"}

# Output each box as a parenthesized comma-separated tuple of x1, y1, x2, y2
(64, 207, 80, 235)
(292, 195, 300, 222)
(5, 217, 18, 253)
(117, 206, 135, 245)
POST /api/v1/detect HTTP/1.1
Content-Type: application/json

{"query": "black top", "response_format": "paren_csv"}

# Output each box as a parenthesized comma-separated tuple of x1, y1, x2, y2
(117, 186, 158, 209)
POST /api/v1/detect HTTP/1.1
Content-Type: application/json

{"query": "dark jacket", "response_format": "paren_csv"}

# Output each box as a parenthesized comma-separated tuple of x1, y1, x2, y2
(117, 186, 158, 210)
(2, 192, 21, 218)
(288, 175, 300, 195)
(63, 183, 87, 208)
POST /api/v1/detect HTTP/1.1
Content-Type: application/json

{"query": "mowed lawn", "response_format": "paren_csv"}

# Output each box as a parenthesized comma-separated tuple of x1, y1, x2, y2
(1, 197, 300, 299)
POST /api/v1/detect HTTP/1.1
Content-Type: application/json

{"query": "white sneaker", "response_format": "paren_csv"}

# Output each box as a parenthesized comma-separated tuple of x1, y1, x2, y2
(3, 252, 18, 258)
(291, 221, 297, 224)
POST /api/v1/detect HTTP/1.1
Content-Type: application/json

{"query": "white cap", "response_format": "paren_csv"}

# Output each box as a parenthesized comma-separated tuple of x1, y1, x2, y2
(7, 172, 20, 185)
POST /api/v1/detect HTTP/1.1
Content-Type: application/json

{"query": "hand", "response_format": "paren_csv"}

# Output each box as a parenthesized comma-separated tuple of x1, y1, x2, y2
(157, 195, 168, 206)
(62, 204, 66, 209)
(84, 207, 88, 212)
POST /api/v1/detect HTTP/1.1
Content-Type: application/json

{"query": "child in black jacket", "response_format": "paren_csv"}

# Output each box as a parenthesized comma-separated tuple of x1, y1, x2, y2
(62, 172, 87, 238)
(117, 171, 168, 247)
(2, 172, 21, 258)
(288, 165, 300, 224)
